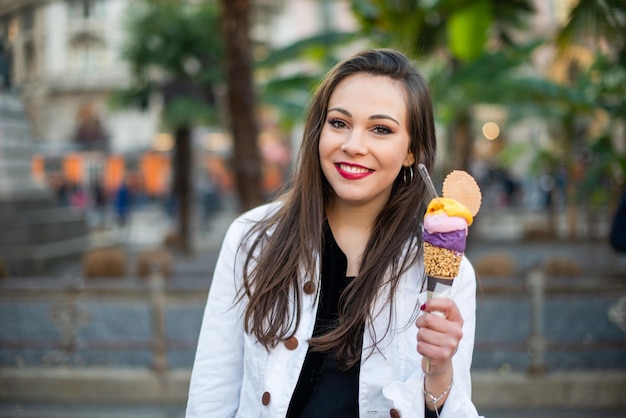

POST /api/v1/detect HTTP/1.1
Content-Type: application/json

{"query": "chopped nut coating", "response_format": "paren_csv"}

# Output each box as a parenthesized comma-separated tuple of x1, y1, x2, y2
(424, 242, 462, 278)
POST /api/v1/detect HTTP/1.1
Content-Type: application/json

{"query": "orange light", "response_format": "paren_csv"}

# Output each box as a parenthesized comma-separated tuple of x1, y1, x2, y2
(482, 122, 500, 140)
(63, 153, 84, 184)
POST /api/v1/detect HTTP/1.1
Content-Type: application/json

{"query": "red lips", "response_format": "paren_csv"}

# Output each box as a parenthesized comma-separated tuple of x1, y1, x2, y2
(334, 163, 373, 180)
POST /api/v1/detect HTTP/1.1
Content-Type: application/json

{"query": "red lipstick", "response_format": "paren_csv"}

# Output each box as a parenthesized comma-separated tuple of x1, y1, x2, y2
(334, 163, 373, 180)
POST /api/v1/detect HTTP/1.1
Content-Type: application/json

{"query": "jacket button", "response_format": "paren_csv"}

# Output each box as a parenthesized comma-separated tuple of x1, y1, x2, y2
(284, 336, 299, 350)
(303, 280, 315, 294)
(262, 391, 271, 405)
(390, 408, 400, 418)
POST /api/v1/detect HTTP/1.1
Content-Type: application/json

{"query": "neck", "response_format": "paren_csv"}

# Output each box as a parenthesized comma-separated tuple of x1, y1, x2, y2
(326, 206, 374, 277)
(326, 199, 380, 233)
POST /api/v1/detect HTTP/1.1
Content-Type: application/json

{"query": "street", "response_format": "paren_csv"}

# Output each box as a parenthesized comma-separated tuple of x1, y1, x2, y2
(0, 403, 625, 418)
(2, 205, 626, 417)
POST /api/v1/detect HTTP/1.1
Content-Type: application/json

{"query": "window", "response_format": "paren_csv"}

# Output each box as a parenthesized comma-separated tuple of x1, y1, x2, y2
(22, 7, 34, 32)
(24, 41, 36, 78)
(68, 0, 107, 21)
(69, 37, 105, 74)
(8, 16, 19, 42)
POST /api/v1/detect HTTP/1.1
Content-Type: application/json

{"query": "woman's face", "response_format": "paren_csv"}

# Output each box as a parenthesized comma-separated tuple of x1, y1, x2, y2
(319, 73, 415, 211)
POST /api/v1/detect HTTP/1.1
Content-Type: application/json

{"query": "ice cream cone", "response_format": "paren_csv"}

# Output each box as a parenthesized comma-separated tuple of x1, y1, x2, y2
(422, 170, 482, 372)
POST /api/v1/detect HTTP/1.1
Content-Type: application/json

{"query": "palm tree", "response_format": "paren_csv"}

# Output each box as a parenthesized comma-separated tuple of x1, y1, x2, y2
(113, 0, 223, 254)
(550, 0, 626, 237)
(256, 31, 358, 132)
(557, 0, 625, 67)
(220, 0, 265, 211)
(350, 0, 536, 173)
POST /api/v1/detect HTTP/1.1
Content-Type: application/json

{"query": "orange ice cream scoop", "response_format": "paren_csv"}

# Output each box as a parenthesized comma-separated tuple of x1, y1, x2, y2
(426, 197, 473, 226)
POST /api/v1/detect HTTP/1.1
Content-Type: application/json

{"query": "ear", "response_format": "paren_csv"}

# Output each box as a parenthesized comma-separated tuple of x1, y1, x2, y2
(403, 151, 415, 167)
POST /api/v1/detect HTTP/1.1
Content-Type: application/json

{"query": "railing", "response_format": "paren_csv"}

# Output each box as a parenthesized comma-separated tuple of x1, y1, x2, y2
(1, 267, 625, 374)
(2, 266, 626, 409)
(526, 265, 547, 375)
(0, 267, 207, 373)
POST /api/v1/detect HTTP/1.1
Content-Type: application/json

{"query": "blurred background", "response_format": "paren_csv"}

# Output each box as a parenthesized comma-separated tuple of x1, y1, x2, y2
(0, 0, 625, 417)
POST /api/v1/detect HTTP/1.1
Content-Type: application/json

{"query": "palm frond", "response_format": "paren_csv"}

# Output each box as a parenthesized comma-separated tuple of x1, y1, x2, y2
(557, 0, 626, 54)
(256, 32, 357, 68)
(113, 0, 223, 128)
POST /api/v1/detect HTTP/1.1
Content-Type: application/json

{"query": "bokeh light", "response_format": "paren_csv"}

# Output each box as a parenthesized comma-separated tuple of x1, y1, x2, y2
(482, 122, 500, 140)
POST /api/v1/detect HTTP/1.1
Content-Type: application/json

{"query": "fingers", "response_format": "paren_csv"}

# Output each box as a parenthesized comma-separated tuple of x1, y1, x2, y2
(416, 324, 460, 360)
(415, 298, 463, 370)
(420, 298, 463, 324)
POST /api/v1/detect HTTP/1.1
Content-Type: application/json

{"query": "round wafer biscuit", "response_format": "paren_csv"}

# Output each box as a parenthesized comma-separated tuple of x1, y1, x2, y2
(442, 170, 482, 216)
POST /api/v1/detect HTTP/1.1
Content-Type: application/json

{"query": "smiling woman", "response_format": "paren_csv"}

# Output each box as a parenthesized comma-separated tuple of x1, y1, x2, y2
(186, 49, 484, 418)
(320, 73, 414, 214)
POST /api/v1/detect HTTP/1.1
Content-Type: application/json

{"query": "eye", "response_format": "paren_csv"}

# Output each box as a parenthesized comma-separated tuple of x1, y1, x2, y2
(373, 125, 392, 135)
(329, 118, 347, 129)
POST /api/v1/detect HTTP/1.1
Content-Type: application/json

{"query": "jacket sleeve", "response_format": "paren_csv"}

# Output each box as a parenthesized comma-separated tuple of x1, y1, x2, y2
(185, 217, 248, 417)
(382, 257, 484, 417)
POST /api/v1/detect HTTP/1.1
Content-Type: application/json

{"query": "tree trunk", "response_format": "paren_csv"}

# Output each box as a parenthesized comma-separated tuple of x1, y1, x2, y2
(447, 59, 473, 174)
(220, 0, 264, 211)
(173, 125, 192, 254)
(451, 109, 472, 172)
(563, 116, 578, 240)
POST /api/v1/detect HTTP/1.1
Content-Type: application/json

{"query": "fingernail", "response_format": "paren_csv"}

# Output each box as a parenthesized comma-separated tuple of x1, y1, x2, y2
(420, 303, 426, 311)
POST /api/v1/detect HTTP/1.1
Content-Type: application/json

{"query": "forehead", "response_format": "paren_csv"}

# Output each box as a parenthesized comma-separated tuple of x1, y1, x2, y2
(329, 73, 407, 114)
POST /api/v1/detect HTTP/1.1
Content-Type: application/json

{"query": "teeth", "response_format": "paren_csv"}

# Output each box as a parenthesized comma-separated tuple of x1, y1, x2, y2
(339, 164, 369, 174)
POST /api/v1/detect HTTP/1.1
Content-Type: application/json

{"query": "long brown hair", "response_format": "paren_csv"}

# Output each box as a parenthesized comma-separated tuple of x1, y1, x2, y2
(238, 48, 436, 368)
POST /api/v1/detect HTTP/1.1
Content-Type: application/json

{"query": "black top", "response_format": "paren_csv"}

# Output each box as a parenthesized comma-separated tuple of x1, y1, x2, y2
(287, 223, 360, 418)
(286, 222, 444, 417)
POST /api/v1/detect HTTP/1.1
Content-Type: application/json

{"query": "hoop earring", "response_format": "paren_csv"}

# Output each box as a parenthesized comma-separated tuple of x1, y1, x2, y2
(403, 166, 414, 185)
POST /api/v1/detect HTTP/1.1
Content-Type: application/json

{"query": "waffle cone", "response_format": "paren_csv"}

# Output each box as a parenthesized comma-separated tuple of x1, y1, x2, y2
(423, 242, 461, 279)
(442, 170, 482, 216)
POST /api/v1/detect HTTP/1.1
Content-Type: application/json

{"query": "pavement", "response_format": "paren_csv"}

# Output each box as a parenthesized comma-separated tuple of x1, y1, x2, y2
(1, 367, 625, 412)
(1, 404, 625, 418)
(2, 202, 626, 417)
(87, 201, 626, 280)
(0, 403, 625, 418)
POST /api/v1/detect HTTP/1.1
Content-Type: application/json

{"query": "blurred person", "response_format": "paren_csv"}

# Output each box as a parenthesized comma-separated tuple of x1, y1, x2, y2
(197, 170, 222, 229)
(92, 179, 108, 228)
(610, 188, 626, 253)
(69, 181, 88, 211)
(539, 172, 556, 209)
(165, 185, 178, 220)
(74, 103, 110, 153)
(127, 172, 148, 207)
(500, 170, 520, 207)
(0, 39, 11, 89)
(113, 176, 133, 226)
(186, 49, 482, 418)
(49, 173, 70, 207)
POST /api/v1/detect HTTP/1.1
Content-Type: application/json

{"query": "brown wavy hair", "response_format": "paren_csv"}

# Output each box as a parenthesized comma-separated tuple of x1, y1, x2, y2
(238, 48, 436, 368)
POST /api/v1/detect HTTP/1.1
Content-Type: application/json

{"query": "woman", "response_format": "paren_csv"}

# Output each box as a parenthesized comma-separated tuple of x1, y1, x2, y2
(186, 48, 483, 418)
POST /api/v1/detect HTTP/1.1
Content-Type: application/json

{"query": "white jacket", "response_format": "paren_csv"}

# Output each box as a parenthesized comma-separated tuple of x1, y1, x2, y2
(186, 202, 483, 417)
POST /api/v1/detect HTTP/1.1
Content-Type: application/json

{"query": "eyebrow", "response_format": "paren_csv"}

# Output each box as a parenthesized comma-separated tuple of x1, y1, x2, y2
(327, 107, 400, 126)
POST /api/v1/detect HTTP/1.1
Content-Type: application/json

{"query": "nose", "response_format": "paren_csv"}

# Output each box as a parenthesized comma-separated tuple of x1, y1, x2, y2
(340, 129, 368, 155)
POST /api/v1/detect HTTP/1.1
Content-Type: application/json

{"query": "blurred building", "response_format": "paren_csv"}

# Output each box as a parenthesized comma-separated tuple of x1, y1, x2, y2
(254, 0, 356, 47)
(0, 0, 160, 154)
(0, 0, 357, 154)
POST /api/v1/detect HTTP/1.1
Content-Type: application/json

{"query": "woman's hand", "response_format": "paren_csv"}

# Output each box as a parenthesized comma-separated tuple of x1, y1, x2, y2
(416, 297, 463, 410)
(415, 297, 463, 375)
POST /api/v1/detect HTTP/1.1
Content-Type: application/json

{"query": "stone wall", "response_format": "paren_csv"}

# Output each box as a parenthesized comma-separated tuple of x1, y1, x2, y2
(0, 92, 88, 276)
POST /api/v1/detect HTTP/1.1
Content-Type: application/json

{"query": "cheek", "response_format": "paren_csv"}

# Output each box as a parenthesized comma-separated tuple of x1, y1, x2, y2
(383, 147, 411, 171)
(318, 131, 336, 160)
(318, 135, 335, 176)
